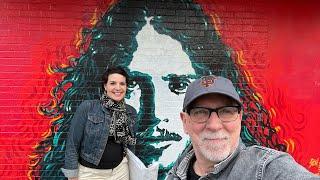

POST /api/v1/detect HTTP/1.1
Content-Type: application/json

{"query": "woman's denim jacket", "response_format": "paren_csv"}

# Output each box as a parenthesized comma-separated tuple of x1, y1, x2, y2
(61, 100, 137, 178)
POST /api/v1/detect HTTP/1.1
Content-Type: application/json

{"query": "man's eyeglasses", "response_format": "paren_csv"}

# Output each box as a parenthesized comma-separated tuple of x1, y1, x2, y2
(187, 106, 241, 123)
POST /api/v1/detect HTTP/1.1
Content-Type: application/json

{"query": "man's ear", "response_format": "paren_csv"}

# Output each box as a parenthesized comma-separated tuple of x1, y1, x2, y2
(180, 112, 189, 135)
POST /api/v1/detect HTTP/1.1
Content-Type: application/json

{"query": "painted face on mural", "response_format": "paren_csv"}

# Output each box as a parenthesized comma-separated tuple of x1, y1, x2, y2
(125, 18, 197, 166)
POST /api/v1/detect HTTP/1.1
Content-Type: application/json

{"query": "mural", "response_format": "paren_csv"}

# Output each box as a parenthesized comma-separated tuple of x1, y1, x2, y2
(0, 0, 319, 179)
(28, 0, 286, 179)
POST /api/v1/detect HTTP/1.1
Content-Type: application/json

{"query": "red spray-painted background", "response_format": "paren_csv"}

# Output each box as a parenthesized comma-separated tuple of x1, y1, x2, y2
(0, 0, 319, 179)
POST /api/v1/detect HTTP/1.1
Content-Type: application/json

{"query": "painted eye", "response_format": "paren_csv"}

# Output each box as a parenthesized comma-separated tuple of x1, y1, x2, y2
(163, 74, 195, 95)
(168, 79, 189, 95)
(126, 71, 153, 99)
(128, 80, 137, 88)
(126, 80, 138, 99)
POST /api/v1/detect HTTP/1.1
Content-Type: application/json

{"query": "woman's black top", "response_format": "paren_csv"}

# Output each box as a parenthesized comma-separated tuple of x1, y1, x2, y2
(79, 136, 124, 169)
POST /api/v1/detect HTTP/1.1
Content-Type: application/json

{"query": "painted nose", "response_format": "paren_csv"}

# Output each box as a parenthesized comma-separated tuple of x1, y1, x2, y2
(205, 112, 223, 131)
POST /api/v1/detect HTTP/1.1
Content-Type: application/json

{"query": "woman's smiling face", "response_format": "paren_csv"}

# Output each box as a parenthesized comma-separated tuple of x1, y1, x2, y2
(104, 73, 127, 102)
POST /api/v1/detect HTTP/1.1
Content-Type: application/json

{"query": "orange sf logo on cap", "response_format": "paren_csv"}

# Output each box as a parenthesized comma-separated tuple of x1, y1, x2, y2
(201, 76, 217, 87)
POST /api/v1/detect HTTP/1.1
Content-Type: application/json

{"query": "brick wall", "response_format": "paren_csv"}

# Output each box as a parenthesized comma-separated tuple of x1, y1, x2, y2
(0, 0, 319, 179)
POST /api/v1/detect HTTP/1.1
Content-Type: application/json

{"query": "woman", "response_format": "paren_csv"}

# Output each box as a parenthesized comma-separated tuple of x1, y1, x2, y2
(61, 67, 137, 180)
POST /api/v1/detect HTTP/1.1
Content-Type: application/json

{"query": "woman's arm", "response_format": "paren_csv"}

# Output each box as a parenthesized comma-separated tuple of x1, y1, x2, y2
(61, 101, 89, 178)
(126, 104, 138, 153)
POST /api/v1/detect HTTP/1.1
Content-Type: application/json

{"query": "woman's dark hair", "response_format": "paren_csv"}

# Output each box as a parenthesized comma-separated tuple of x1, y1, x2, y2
(102, 66, 129, 92)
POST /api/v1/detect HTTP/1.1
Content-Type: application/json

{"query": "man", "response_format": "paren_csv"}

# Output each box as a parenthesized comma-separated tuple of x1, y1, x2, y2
(166, 75, 319, 180)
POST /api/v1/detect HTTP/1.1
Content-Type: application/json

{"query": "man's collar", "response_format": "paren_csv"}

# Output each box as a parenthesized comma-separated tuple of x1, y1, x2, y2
(175, 140, 245, 178)
(210, 140, 245, 174)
